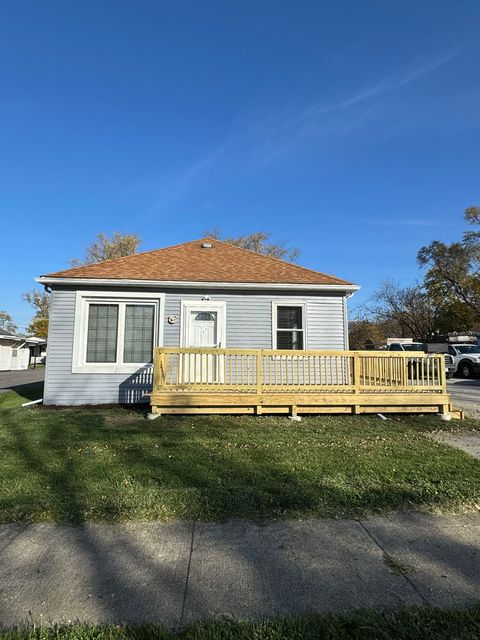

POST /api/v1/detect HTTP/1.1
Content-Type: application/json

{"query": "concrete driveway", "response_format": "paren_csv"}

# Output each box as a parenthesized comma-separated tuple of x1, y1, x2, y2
(447, 378, 480, 418)
(0, 368, 45, 393)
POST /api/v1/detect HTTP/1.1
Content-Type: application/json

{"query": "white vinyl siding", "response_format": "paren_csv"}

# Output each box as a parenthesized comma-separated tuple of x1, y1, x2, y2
(306, 298, 346, 350)
(0, 343, 12, 370)
(0, 340, 30, 371)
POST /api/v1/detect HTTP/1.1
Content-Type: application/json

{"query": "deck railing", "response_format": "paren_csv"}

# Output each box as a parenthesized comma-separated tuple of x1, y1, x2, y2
(152, 348, 446, 395)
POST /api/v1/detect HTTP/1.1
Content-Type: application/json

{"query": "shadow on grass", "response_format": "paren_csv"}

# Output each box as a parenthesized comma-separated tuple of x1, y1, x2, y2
(4, 381, 44, 402)
(0, 401, 479, 625)
(2, 406, 480, 522)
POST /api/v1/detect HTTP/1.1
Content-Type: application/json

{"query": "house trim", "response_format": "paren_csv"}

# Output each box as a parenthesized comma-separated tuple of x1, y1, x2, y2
(36, 276, 359, 293)
(71, 290, 165, 374)
(343, 297, 350, 350)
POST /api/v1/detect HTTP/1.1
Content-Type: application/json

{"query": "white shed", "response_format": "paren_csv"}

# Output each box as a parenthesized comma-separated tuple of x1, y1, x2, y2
(0, 332, 45, 371)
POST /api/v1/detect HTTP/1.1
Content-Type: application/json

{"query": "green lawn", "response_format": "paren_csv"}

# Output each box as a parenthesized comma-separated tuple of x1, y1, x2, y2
(0, 383, 479, 523)
(2, 606, 480, 640)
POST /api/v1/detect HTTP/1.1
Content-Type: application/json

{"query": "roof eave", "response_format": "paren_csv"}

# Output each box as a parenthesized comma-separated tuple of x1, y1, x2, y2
(35, 276, 360, 293)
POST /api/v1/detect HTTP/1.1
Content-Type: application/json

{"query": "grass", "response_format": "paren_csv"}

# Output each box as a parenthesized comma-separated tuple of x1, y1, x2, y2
(2, 606, 480, 639)
(0, 382, 479, 523)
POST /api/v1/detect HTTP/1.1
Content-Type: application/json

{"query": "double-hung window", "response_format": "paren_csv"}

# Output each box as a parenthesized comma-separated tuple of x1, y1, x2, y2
(73, 292, 164, 373)
(273, 303, 305, 350)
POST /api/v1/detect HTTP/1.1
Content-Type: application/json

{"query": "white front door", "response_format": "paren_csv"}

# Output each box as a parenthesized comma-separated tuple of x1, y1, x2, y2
(182, 302, 226, 383)
(188, 310, 218, 349)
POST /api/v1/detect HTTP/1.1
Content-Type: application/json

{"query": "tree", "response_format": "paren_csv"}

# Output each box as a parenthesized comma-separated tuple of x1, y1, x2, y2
(27, 317, 49, 340)
(418, 207, 480, 313)
(0, 310, 17, 334)
(23, 290, 50, 338)
(348, 317, 399, 350)
(367, 281, 440, 342)
(205, 229, 299, 262)
(463, 206, 480, 247)
(71, 232, 141, 266)
(433, 301, 476, 335)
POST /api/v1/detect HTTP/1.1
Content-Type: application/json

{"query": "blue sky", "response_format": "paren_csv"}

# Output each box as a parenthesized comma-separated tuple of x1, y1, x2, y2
(1, 1, 479, 330)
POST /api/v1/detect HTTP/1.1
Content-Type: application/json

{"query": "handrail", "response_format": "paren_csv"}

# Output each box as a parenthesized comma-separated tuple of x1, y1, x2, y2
(152, 347, 446, 395)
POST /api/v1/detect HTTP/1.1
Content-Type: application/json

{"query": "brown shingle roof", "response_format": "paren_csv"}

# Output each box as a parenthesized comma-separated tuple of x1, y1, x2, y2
(41, 238, 354, 286)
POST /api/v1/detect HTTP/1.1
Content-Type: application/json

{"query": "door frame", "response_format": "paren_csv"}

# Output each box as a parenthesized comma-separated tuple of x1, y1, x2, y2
(180, 300, 227, 348)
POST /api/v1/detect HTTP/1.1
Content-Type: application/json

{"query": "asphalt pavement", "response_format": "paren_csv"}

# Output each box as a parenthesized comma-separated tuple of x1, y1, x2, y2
(0, 368, 45, 393)
(447, 378, 480, 418)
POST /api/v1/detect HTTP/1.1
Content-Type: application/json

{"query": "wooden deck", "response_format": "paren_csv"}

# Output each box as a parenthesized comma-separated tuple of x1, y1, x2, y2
(150, 347, 458, 417)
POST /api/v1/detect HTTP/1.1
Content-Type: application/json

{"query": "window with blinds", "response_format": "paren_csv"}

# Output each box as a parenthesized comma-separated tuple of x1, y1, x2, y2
(276, 306, 304, 350)
(123, 304, 155, 363)
(86, 304, 118, 362)
(85, 302, 155, 364)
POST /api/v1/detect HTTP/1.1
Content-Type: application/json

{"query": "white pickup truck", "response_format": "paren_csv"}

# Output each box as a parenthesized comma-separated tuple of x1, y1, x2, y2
(447, 344, 480, 378)
(387, 342, 456, 378)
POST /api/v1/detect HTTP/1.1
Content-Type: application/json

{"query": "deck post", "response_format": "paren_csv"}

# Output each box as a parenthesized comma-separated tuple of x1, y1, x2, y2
(353, 352, 361, 392)
(352, 352, 361, 414)
(153, 348, 159, 393)
(439, 354, 447, 392)
(255, 351, 263, 416)
(256, 350, 263, 394)
(402, 355, 409, 386)
(153, 349, 167, 393)
(437, 354, 450, 417)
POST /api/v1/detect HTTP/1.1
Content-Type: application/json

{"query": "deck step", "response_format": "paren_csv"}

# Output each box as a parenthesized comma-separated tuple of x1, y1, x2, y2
(449, 405, 465, 420)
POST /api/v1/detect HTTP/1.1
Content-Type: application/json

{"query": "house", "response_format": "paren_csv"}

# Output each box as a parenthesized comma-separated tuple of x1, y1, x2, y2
(0, 331, 30, 371)
(0, 331, 46, 371)
(36, 237, 359, 405)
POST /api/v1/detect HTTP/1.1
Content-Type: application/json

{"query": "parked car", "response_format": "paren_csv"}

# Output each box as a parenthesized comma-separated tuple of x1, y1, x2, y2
(387, 342, 424, 352)
(387, 342, 456, 379)
(448, 344, 480, 378)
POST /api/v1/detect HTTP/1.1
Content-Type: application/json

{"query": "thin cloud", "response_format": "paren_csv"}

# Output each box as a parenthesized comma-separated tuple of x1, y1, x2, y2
(331, 49, 460, 111)
(252, 47, 464, 163)
(148, 46, 465, 209)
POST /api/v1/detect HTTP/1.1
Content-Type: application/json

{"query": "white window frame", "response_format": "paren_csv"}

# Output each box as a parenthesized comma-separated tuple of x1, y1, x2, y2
(180, 300, 227, 348)
(72, 290, 165, 373)
(272, 301, 307, 350)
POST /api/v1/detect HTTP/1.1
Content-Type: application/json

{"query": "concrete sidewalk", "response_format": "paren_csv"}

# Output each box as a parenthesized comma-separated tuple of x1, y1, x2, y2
(0, 512, 479, 628)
